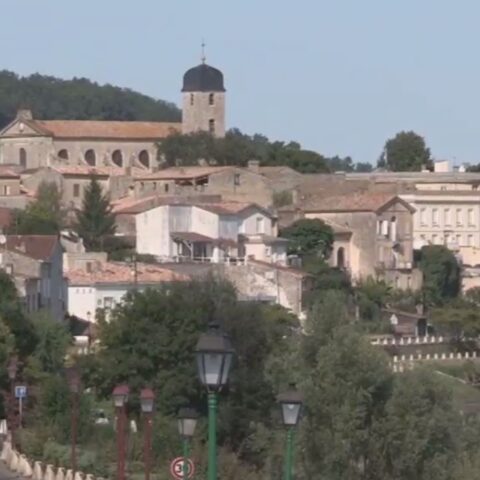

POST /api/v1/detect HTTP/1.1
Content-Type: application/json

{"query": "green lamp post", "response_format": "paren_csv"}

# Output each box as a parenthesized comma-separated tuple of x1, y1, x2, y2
(177, 407, 199, 480)
(195, 323, 234, 480)
(277, 385, 303, 480)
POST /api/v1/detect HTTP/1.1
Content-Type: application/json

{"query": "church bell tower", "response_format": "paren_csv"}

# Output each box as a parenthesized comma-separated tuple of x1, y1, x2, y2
(181, 46, 226, 138)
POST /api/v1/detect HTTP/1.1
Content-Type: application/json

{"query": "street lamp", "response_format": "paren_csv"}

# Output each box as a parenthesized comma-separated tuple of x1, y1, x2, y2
(140, 388, 155, 480)
(66, 367, 81, 480)
(7, 356, 17, 450)
(177, 408, 198, 480)
(277, 385, 303, 480)
(113, 385, 130, 480)
(195, 323, 234, 480)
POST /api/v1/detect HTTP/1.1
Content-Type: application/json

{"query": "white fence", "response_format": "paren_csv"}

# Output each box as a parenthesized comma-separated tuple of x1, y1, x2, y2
(392, 351, 479, 372)
(1, 440, 104, 480)
(371, 335, 448, 346)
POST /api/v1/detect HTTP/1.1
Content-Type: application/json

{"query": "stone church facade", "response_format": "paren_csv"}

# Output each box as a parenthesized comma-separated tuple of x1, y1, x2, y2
(0, 60, 227, 171)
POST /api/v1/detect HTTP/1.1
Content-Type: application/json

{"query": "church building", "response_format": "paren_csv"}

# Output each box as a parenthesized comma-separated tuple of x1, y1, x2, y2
(0, 58, 226, 171)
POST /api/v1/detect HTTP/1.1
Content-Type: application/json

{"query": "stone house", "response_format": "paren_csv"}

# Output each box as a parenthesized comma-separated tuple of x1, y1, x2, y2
(22, 165, 140, 211)
(133, 165, 279, 207)
(135, 200, 287, 264)
(0, 167, 30, 209)
(65, 261, 189, 322)
(303, 192, 422, 290)
(0, 235, 66, 321)
(0, 109, 181, 170)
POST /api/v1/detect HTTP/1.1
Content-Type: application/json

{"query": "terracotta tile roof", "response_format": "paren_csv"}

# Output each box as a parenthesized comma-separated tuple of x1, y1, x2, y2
(3, 235, 59, 260)
(136, 166, 230, 181)
(35, 120, 181, 140)
(52, 166, 144, 177)
(0, 167, 20, 178)
(0, 207, 12, 230)
(66, 261, 190, 286)
(303, 192, 413, 213)
(112, 195, 168, 214)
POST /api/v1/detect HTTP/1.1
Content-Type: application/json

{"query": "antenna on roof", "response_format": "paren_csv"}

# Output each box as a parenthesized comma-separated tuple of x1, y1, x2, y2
(201, 39, 206, 64)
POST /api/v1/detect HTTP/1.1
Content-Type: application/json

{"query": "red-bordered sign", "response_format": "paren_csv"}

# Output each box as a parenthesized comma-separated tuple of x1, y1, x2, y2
(170, 457, 195, 480)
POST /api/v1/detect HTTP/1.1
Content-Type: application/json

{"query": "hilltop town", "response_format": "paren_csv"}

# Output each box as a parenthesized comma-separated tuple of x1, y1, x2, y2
(2, 58, 480, 480)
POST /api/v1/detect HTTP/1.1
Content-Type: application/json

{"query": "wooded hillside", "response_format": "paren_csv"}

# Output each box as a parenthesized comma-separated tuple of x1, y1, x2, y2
(0, 70, 181, 128)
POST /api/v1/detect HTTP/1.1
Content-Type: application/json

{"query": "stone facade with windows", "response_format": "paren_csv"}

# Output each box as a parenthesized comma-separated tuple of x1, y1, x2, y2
(303, 192, 422, 290)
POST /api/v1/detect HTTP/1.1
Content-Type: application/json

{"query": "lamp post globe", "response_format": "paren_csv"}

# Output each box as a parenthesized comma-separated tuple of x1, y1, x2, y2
(177, 407, 199, 438)
(140, 388, 155, 414)
(112, 385, 130, 408)
(195, 323, 234, 391)
(277, 386, 303, 428)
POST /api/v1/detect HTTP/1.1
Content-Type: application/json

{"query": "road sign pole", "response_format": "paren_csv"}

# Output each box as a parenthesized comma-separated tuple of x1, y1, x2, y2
(18, 397, 22, 427)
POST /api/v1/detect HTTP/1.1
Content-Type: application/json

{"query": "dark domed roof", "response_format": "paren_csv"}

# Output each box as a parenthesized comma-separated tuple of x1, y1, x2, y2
(182, 63, 226, 92)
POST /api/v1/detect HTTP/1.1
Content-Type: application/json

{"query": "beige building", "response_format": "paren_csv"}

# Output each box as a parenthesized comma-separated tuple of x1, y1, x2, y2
(0, 109, 180, 171)
(22, 166, 142, 211)
(303, 192, 421, 290)
(133, 165, 276, 206)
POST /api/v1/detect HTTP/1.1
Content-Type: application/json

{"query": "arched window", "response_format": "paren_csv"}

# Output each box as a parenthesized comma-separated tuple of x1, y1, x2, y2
(19, 148, 27, 168)
(208, 119, 215, 134)
(390, 216, 397, 241)
(190, 94, 194, 106)
(336, 247, 345, 269)
(58, 149, 69, 160)
(84, 149, 96, 166)
(112, 150, 123, 167)
(209, 93, 214, 105)
(138, 150, 150, 168)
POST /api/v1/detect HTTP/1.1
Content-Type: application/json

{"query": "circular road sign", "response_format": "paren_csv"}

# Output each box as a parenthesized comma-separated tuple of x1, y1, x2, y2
(170, 457, 195, 480)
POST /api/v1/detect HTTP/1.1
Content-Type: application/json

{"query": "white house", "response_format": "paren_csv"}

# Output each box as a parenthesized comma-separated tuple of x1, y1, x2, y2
(66, 261, 190, 321)
(135, 201, 288, 264)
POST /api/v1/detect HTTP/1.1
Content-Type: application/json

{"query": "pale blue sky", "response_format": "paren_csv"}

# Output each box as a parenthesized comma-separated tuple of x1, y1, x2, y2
(1, 0, 479, 164)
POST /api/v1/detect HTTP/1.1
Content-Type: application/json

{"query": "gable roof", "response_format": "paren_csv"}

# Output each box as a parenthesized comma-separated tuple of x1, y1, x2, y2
(66, 262, 190, 286)
(303, 193, 415, 214)
(0, 166, 20, 179)
(3, 235, 59, 260)
(0, 118, 181, 140)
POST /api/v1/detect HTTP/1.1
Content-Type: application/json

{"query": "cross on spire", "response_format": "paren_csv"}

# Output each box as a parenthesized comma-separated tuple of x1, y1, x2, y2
(201, 39, 206, 64)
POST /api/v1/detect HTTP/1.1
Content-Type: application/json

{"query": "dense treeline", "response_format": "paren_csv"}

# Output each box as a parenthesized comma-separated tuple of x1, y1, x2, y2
(0, 70, 181, 128)
(158, 130, 372, 174)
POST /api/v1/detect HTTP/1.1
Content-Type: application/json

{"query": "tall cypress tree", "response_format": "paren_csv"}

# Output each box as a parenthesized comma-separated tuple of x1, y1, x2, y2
(75, 176, 116, 251)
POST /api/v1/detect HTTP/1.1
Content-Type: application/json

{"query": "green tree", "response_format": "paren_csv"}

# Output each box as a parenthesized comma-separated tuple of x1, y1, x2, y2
(430, 298, 480, 339)
(30, 311, 71, 373)
(157, 130, 334, 173)
(379, 131, 432, 172)
(11, 181, 64, 234)
(382, 369, 460, 480)
(301, 291, 393, 480)
(419, 245, 461, 306)
(75, 177, 116, 251)
(354, 162, 373, 173)
(281, 219, 334, 259)
(0, 271, 37, 356)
